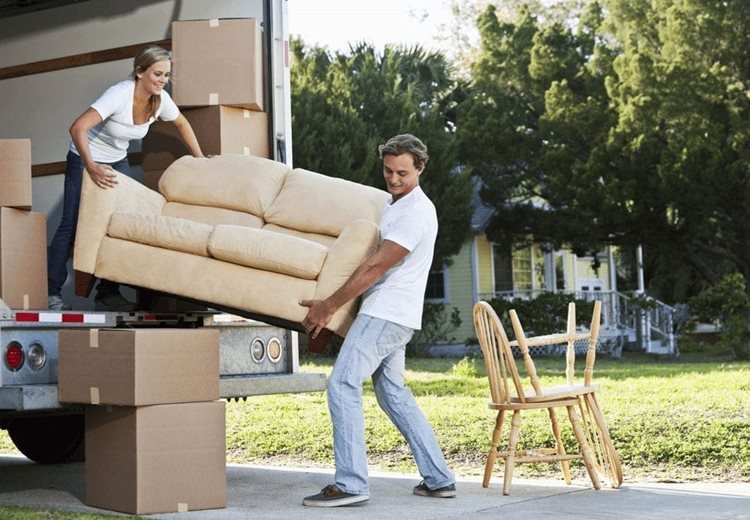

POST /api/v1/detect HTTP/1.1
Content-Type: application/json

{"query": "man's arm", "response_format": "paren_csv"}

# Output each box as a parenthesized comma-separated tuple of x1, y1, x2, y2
(300, 239, 408, 339)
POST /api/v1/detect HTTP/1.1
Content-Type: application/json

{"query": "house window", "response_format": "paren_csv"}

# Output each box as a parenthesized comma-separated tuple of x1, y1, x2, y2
(555, 252, 565, 291)
(493, 244, 513, 292)
(425, 265, 447, 302)
(513, 248, 533, 291)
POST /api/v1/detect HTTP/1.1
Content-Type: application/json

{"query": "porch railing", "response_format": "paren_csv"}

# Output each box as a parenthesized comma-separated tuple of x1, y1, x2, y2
(478, 289, 677, 355)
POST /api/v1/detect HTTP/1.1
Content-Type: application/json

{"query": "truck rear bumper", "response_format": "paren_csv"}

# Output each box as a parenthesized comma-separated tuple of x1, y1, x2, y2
(1, 372, 327, 413)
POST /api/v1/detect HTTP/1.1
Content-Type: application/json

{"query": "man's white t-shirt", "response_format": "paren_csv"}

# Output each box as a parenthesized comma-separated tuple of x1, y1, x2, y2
(70, 79, 179, 163)
(359, 186, 438, 330)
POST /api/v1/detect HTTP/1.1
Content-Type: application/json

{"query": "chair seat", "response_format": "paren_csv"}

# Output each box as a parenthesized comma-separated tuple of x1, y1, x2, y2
(520, 383, 599, 403)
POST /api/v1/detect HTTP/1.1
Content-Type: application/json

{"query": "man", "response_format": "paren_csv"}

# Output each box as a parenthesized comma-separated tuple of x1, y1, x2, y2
(300, 134, 456, 507)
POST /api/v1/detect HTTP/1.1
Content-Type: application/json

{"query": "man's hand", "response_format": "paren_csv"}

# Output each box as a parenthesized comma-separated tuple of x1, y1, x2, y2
(87, 163, 118, 189)
(299, 299, 335, 339)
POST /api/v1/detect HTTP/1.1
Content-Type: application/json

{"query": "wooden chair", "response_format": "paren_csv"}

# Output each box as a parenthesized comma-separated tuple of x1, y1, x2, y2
(472, 300, 610, 495)
(507, 300, 623, 488)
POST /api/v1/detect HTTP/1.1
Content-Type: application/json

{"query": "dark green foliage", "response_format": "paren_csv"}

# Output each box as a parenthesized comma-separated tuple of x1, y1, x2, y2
(688, 273, 750, 360)
(290, 39, 473, 267)
(487, 292, 596, 338)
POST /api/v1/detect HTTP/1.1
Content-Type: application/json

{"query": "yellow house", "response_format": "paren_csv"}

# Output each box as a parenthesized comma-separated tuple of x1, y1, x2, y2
(425, 190, 617, 344)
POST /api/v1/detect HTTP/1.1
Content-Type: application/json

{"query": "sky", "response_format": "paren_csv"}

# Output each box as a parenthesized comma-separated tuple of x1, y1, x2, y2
(287, 0, 456, 54)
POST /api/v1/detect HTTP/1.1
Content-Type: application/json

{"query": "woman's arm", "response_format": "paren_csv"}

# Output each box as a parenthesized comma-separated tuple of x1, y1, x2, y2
(70, 108, 118, 190)
(170, 113, 204, 157)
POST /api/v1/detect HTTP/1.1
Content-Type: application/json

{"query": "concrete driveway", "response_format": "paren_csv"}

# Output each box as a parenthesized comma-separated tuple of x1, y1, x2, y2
(1, 454, 748, 519)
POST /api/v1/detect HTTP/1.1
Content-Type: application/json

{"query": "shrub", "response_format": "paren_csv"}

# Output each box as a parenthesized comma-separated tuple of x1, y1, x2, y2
(688, 273, 750, 360)
(488, 292, 596, 339)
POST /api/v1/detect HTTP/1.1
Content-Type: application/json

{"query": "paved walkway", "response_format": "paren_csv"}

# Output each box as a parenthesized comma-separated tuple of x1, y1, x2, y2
(1, 455, 748, 519)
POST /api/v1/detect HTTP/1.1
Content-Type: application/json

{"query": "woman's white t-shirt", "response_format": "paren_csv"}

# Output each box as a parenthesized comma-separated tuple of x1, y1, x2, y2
(70, 79, 179, 163)
(359, 186, 438, 330)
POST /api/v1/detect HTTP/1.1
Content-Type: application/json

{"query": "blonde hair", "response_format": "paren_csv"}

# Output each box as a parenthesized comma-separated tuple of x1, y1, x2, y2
(130, 45, 172, 119)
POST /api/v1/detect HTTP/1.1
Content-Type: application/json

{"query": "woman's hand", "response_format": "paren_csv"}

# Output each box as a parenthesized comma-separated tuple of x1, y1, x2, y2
(86, 163, 118, 189)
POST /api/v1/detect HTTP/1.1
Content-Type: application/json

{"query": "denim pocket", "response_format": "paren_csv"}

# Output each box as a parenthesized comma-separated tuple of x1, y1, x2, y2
(375, 321, 414, 357)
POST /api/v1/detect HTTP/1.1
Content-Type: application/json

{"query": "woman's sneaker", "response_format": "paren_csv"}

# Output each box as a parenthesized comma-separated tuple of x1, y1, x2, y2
(413, 481, 457, 498)
(48, 295, 71, 311)
(303, 485, 369, 507)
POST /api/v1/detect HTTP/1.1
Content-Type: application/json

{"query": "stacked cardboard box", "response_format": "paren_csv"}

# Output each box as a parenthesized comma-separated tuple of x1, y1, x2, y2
(58, 328, 226, 515)
(141, 18, 269, 189)
(0, 139, 48, 309)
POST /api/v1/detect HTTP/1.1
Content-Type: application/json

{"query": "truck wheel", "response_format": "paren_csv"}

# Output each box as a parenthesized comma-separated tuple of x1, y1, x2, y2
(7, 414, 85, 464)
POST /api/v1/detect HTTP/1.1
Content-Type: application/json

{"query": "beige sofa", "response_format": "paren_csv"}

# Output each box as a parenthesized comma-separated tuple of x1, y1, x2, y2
(74, 154, 389, 339)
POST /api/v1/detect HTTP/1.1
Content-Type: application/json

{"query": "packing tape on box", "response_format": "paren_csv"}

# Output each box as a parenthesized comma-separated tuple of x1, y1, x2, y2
(243, 146, 250, 155)
(209, 93, 219, 105)
(243, 109, 250, 118)
(89, 329, 99, 348)
(177, 503, 189, 512)
(90, 387, 100, 404)
(23, 294, 29, 310)
(209, 18, 219, 28)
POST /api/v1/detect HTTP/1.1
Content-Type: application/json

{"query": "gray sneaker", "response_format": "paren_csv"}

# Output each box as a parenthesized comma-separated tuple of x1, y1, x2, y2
(303, 485, 369, 507)
(48, 295, 71, 311)
(413, 481, 457, 498)
(94, 292, 137, 312)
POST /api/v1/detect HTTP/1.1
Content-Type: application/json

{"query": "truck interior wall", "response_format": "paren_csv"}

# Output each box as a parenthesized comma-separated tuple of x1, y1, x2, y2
(0, 0, 267, 310)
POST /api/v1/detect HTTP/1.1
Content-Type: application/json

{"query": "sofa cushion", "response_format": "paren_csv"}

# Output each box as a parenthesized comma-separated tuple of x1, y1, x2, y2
(163, 202, 263, 229)
(263, 168, 389, 236)
(108, 211, 212, 257)
(159, 154, 289, 216)
(208, 225, 328, 280)
(262, 223, 336, 248)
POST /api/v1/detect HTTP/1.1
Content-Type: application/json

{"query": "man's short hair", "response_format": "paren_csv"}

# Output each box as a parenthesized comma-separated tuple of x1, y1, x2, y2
(378, 134, 429, 170)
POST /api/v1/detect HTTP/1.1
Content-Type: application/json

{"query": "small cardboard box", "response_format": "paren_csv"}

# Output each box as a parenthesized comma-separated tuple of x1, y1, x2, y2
(0, 139, 32, 209)
(172, 18, 264, 110)
(0, 207, 47, 309)
(58, 328, 219, 405)
(85, 401, 226, 515)
(142, 105, 269, 171)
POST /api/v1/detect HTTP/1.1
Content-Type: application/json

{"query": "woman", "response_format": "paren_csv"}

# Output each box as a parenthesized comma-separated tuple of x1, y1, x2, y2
(47, 45, 204, 311)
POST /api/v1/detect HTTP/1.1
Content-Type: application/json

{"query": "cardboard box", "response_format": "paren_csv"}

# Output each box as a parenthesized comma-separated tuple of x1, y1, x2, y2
(85, 401, 226, 515)
(0, 207, 47, 309)
(172, 18, 264, 110)
(0, 139, 32, 209)
(58, 328, 219, 405)
(142, 106, 269, 170)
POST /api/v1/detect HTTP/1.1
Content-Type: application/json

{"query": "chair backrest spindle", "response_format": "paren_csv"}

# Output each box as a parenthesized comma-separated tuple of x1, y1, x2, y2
(473, 302, 525, 404)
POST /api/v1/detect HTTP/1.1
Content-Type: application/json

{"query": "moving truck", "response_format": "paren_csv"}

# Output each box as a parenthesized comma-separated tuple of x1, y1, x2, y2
(0, 0, 326, 464)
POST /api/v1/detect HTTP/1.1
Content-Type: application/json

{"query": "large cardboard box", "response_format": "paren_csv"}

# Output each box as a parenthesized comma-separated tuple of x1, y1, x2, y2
(0, 207, 47, 309)
(0, 139, 32, 209)
(172, 18, 264, 110)
(142, 105, 269, 171)
(85, 401, 226, 515)
(58, 328, 219, 405)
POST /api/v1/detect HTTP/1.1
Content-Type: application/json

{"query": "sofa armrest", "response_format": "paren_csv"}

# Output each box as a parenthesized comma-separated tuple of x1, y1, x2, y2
(314, 219, 380, 335)
(73, 169, 166, 275)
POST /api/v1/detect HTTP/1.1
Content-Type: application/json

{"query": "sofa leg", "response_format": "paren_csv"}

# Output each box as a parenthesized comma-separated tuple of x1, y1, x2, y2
(75, 270, 96, 298)
(308, 328, 333, 355)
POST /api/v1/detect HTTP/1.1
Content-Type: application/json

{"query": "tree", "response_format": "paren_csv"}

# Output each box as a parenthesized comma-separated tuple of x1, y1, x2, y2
(290, 39, 473, 267)
(456, 0, 750, 302)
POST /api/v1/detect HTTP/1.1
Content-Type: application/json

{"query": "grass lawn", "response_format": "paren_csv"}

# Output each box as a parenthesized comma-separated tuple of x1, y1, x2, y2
(2, 351, 748, 486)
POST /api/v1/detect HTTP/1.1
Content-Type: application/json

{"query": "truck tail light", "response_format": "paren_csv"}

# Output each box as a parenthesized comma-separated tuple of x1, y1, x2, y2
(5, 341, 24, 371)
(27, 342, 47, 370)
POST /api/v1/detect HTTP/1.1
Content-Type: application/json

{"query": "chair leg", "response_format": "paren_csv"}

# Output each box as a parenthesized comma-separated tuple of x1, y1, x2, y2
(567, 404, 601, 490)
(503, 410, 522, 495)
(584, 393, 623, 487)
(547, 407, 572, 484)
(483, 410, 505, 488)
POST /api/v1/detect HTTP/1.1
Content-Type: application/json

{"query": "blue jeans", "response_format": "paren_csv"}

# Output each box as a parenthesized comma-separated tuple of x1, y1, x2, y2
(328, 314, 455, 495)
(47, 151, 131, 296)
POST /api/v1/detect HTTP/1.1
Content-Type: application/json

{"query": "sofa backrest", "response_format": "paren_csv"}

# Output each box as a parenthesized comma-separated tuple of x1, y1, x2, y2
(159, 154, 289, 217)
(264, 168, 389, 237)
